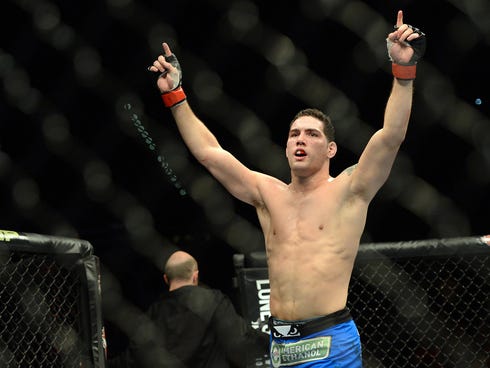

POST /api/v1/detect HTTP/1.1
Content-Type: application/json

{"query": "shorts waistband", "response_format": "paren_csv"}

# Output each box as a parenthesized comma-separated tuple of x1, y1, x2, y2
(269, 308, 352, 339)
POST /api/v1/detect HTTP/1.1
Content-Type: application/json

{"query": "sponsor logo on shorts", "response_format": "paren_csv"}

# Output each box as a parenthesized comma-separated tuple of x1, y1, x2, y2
(270, 336, 332, 367)
(272, 324, 300, 338)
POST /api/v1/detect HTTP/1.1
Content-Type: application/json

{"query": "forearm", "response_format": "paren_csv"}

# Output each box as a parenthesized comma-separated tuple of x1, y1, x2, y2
(170, 100, 221, 161)
(382, 78, 413, 145)
(383, 10, 425, 145)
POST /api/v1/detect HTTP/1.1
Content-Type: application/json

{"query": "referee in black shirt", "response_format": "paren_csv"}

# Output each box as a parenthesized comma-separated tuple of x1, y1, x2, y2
(109, 251, 269, 368)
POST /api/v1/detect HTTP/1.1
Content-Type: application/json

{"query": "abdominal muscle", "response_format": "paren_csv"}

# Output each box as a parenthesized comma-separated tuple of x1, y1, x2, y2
(256, 175, 368, 321)
(266, 236, 358, 321)
(257, 181, 365, 321)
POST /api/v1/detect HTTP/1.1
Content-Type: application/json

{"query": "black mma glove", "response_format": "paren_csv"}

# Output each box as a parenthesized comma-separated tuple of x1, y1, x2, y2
(161, 52, 186, 108)
(387, 24, 426, 80)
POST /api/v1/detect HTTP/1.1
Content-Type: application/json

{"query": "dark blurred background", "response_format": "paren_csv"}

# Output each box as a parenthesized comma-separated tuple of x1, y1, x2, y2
(1, 0, 489, 357)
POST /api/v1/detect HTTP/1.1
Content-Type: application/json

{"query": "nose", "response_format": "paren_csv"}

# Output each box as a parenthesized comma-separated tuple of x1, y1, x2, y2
(296, 136, 305, 145)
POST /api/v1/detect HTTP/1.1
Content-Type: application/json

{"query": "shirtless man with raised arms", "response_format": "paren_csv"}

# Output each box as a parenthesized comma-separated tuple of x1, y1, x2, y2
(148, 10, 425, 367)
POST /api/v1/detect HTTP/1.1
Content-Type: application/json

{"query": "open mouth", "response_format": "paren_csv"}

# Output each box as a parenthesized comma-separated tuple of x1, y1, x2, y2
(294, 149, 307, 157)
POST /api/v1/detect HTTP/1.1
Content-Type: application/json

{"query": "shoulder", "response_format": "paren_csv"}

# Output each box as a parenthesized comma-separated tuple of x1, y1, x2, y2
(335, 164, 374, 204)
(327, 165, 368, 203)
(326, 164, 357, 186)
(340, 164, 358, 177)
(165, 287, 230, 316)
(256, 171, 287, 187)
(253, 172, 288, 206)
(331, 164, 358, 186)
(193, 286, 229, 304)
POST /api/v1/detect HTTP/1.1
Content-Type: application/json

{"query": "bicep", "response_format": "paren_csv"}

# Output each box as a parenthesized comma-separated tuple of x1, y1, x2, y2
(350, 129, 401, 200)
(202, 147, 263, 206)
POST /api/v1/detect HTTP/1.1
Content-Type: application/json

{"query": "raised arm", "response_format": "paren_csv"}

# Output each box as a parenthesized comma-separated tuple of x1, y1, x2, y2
(350, 10, 426, 201)
(149, 43, 262, 206)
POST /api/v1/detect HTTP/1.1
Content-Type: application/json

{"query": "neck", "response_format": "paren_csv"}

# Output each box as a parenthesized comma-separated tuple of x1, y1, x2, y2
(169, 280, 194, 291)
(289, 170, 332, 192)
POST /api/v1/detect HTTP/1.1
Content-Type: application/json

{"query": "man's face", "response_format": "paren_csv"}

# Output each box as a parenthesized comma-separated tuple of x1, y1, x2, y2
(286, 116, 336, 174)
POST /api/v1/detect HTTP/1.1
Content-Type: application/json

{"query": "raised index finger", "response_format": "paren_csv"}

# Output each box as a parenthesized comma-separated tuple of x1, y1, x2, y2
(162, 42, 172, 57)
(396, 10, 404, 28)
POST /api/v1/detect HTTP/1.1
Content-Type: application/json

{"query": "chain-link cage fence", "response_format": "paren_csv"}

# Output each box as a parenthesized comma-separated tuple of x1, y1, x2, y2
(0, 230, 105, 368)
(234, 235, 490, 368)
(351, 237, 490, 368)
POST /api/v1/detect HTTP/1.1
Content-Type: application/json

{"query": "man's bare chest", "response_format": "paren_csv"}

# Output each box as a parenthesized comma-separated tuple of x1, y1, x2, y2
(264, 190, 344, 237)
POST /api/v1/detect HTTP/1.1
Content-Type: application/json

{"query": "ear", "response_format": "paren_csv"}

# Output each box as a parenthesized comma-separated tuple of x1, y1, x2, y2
(192, 270, 199, 285)
(163, 274, 169, 285)
(327, 141, 337, 159)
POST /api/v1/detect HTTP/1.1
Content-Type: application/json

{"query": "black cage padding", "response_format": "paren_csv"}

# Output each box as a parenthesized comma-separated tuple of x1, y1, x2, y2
(0, 230, 105, 368)
(235, 235, 490, 368)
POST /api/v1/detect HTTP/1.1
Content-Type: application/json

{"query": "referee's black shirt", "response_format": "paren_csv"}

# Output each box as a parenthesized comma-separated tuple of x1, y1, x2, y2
(109, 285, 269, 368)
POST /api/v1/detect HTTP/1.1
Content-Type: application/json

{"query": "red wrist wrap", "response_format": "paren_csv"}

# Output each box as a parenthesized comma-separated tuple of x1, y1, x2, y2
(392, 63, 417, 80)
(161, 87, 187, 108)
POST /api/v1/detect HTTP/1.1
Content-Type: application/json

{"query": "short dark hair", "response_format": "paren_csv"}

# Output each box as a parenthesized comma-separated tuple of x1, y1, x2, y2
(290, 108, 335, 142)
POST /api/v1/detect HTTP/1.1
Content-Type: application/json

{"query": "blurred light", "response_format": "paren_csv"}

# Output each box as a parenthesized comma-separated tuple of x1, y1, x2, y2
(263, 35, 295, 67)
(73, 47, 102, 80)
(275, 62, 308, 90)
(204, 199, 234, 227)
(300, 0, 331, 20)
(158, 140, 187, 173)
(352, 42, 379, 73)
(383, 155, 415, 200)
(189, 175, 236, 226)
(480, 132, 490, 162)
(225, 218, 263, 253)
(0, 151, 12, 177)
(15, 89, 41, 114)
(466, 150, 490, 185)
(396, 176, 471, 236)
(50, 223, 79, 238)
(148, 24, 177, 54)
(257, 143, 289, 179)
(312, 0, 341, 16)
(43, 113, 71, 144)
(447, 17, 479, 53)
(421, 75, 456, 117)
(83, 160, 113, 195)
(12, 178, 40, 210)
(107, 0, 133, 8)
(193, 70, 223, 102)
(189, 175, 218, 202)
(125, 108, 187, 195)
(32, 2, 61, 31)
(124, 205, 155, 237)
(299, 73, 332, 107)
(237, 115, 266, 141)
(447, 0, 490, 43)
(115, 93, 144, 135)
(326, 95, 356, 123)
(340, 2, 372, 30)
(4, 69, 30, 99)
(51, 25, 76, 50)
(433, 201, 471, 237)
(401, 177, 440, 218)
(0, 51, 15, 77)
(227, 1, 259, 33)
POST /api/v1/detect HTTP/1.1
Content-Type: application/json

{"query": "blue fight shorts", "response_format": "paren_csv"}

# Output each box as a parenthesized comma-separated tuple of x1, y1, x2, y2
(268, 308, 362, 367)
